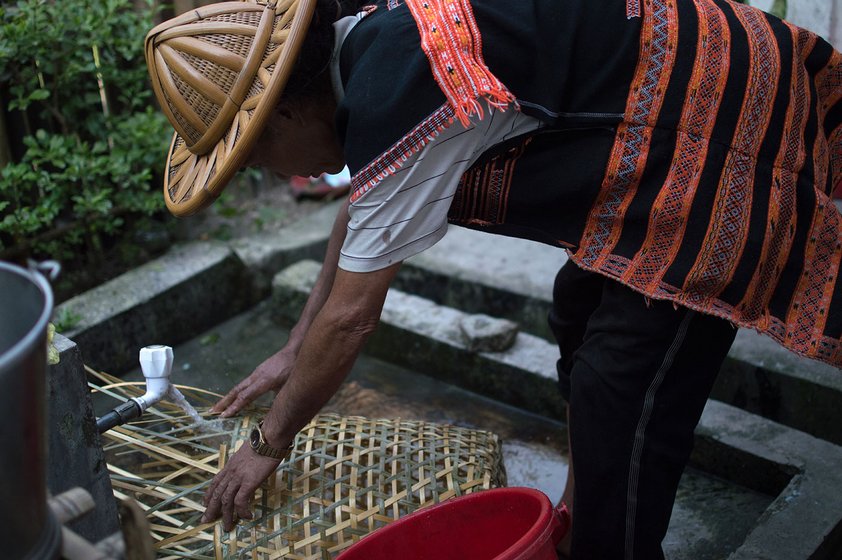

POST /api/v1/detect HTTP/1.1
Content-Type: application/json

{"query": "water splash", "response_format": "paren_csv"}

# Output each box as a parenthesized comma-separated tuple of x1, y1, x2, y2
(166, 386, 224, 433)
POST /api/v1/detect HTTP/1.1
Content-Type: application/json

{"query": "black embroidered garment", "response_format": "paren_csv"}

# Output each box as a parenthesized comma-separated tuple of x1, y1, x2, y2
(336, 0, 842, 367)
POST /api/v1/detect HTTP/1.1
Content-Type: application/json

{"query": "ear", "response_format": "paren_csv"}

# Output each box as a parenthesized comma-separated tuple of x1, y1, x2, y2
(274, 103, 297, 122)
(276, 100, 312, 127)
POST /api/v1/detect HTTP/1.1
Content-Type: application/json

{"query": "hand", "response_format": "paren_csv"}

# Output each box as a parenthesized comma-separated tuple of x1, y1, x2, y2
(212, 349, 296, 417)
(202, 444, 282, 531)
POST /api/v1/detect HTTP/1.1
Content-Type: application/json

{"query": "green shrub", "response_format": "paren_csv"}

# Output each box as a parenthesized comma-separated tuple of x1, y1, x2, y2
(0, 0, 170, 259)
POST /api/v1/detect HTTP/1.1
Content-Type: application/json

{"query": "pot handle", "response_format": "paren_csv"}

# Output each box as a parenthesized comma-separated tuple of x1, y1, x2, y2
(28, 259, 61, 281)
(551, 502, 571, 546)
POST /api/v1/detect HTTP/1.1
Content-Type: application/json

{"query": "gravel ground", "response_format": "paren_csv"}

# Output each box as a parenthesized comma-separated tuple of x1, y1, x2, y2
(177, 171, 335, 243)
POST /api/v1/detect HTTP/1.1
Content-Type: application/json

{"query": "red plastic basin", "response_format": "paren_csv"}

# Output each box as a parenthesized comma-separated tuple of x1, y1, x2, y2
(336, 487, 565, 560)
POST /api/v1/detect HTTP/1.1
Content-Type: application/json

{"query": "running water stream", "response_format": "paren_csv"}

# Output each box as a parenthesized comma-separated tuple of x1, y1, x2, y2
(166, 386, 224, 432)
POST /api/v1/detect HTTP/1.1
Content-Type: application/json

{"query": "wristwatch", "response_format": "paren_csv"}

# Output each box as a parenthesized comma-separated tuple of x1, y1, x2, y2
(249, 421, 293, 460)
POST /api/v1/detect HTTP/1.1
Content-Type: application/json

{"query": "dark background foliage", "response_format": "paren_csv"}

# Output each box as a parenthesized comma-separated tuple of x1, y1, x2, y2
(0, 0, 174, 299)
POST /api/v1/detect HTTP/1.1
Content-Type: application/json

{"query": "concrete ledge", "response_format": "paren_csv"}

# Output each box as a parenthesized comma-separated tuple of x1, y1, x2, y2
(47, 334, 119, 541)
(271, 260, 565, 420)
(53, 203, 340, 375)
(714, 331, 842, 446)
(272, 260, 842, 559)
(401, 227, 842, 445)
(230, 200, 339, 292)
(695, 400, 842, 560)
(58, 242, 254, 373)
(395, 226, 566, 341)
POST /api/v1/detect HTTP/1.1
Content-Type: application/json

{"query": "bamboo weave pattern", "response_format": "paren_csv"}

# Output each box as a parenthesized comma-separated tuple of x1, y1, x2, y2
(89, 368, 506, 559)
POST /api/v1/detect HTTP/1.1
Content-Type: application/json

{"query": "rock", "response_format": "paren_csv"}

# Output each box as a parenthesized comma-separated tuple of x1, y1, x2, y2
(459, 314, 519, 353)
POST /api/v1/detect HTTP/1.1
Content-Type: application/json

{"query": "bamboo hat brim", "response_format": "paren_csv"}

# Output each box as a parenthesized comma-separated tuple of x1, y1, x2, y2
(145, 0, 316, 217)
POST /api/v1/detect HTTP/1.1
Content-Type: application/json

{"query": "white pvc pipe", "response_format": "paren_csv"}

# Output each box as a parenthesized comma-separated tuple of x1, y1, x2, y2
(132, 345, 173, 412)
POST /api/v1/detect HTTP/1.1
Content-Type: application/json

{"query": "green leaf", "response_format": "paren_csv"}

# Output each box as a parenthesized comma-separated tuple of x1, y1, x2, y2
(0, 0, 167, 260)
(28, 88, 49, 101)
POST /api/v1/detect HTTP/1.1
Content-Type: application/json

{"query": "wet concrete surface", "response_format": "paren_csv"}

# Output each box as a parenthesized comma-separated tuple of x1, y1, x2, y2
(106, 300, 773, 559)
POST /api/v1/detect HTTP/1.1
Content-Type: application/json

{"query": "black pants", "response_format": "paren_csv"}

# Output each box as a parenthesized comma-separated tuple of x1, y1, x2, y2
(548, 261, 737, 560)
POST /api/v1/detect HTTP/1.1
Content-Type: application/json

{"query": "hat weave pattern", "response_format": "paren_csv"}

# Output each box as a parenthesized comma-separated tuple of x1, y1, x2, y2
(145, 0, 315, 216)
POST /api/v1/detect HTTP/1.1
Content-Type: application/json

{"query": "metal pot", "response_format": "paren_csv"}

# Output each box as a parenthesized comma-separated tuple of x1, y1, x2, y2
(0, 261, 61, 559)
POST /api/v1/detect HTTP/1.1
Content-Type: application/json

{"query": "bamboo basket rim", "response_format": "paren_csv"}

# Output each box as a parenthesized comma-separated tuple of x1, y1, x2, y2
(87, 365, 507, 559)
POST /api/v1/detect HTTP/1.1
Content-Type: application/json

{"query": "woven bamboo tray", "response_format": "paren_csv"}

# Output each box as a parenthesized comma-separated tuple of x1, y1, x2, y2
(88, 367, 507, 559)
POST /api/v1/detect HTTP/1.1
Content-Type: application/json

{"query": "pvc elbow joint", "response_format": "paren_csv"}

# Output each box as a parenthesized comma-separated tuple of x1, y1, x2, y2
(132, 345, 174, 412)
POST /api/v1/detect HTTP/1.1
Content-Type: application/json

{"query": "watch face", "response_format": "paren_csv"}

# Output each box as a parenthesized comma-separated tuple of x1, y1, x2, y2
(250, 426, 261, 448)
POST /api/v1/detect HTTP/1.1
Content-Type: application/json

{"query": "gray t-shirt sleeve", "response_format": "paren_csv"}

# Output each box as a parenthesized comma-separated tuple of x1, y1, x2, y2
(338, 107, 542, 273)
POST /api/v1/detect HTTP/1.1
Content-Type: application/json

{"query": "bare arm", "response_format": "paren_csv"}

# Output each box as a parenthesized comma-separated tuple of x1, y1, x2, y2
(202, 261, 401, 530)
(281, 197, 352, 354)
(212, 198, 352, 417)
(262, 261, 400, 445)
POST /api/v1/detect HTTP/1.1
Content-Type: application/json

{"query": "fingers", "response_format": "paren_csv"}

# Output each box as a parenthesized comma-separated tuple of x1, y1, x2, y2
(235, 487, 254, 522)
(210, 386, 241, 414)
(212, 378, 260, 416)
(221, 483, 238, 532)
(218, 387, 257, 418)
(212, 352, 295, 416)
(201, 451, 261, 531)
(201, 474, 225, 524)
(212, 373, 272, 417)
(203, 475, 250, 531)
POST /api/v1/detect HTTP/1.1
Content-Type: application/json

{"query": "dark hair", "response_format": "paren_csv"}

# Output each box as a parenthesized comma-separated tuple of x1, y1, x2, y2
(281, 0, 368, 104)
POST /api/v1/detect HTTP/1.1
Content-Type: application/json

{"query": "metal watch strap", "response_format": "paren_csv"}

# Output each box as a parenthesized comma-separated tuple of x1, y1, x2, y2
(251, 421, 293, 460)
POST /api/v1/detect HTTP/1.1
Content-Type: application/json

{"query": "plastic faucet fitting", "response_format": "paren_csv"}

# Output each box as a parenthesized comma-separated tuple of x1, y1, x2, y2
(134, 345, 174, 412)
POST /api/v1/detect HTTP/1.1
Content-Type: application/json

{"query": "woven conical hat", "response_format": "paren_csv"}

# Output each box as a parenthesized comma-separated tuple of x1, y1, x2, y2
(145, 0, 316, 216)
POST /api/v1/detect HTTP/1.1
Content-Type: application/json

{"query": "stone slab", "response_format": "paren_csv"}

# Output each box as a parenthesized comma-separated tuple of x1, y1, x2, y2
(398, 226, 842, 445)
(407, 226, 567, 301)
(271, 260, 564, 419)
(125, 300, 773, 560)
(395, 226, 566, 341)
(230, 200, 339, 292)
(47, 334, 119, 542)
(459, 314, 519, 353)
(694, 400, 842, 560)
(57, 242, 254, 373)
(714, 330, 842, 446)
(271, 260, 842, 559)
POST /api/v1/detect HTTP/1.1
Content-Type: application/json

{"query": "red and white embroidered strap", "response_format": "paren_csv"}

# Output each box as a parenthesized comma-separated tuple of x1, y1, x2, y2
(405, 0, 517, 127)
